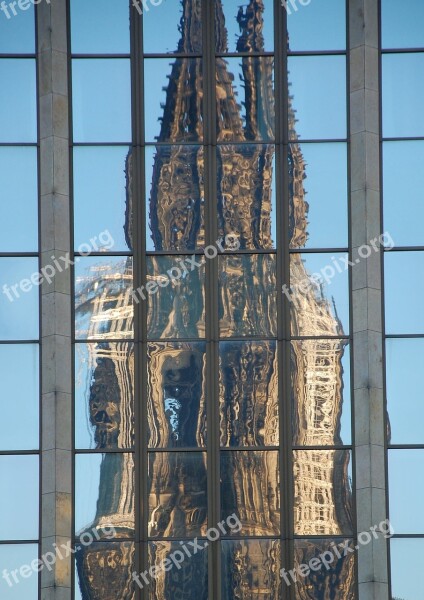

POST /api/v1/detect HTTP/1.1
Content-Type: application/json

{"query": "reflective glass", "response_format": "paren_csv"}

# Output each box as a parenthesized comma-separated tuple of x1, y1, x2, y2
(389, 450, 424, 533)
(0, 544, 38, 599)
(0, 344, 38, 451)
(293, 538, 355, 597)
(72, 59, 131, 142)
(291, 340, 351, 446)
(74, 146, 132, 252)
(148, 541, 208, 600)
(383, 141, 424, 246)
(293, 449, 353, 535)
(219, 254, 277, 337)
(289, 143, 348, 249)
(147, 342, 206, 448)
(216, 57, 275, 142)
(148, 452, 207, 538)
(220, 450, 280, 536)
(0, 455, 38, 539)
(145, 145, 205, 252)
(75, 453, 135, 538)
(75, 541, 135, 600)
(144, 58, 203, 143)
(75, 343, 134, 450)
(287, 0, 346, 51)
(143, 0, 201, 54)
(75, 256, 134, 340)
(0, 5, 34, 53)
(386, 338, 424, 445)
(217, 0, 274, 53)
(383, 53, 424, 138)
(219, 340, 279, 447)
(147, 256, 205, 340)
(384, 251, 424, 334)
(0, 60, 36, 142)
(70, 0, 130, 53)
(217, 144, 276, 249)
(390, 538, 424, 600)
(0, 258, 39, 340)
(221, 539, 281, 600)
(290, 253, 350, 336)
(382, 0, 424, 49)
(287, 56, 346, 140)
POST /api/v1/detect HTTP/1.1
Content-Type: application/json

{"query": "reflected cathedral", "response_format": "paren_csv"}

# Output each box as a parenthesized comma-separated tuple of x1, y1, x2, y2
(74, 1, 353, 598)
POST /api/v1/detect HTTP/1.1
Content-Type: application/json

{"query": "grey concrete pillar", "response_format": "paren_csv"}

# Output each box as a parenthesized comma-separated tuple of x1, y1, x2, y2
(349, 0, 389, 598)
(37, 1, 72, 599)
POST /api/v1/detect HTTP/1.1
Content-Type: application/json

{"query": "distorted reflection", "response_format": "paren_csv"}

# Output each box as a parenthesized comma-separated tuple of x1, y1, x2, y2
(217, 0, 274, 53)
(148, 342, 206, 448)
(144, 0, 201, 54)
(220, 340, 278, 447)
(148, 452, 207, 538)
(221, 539, 281, 600)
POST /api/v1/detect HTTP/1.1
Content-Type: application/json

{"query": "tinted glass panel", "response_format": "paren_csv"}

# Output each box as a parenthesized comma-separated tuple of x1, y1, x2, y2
(382, 0, 424, 49)
(0, 258, 39, 340)
(287, 0, 346, 51)
(0, 60, 36, 142)
(217, 0, 274, 53)
(0, 5, 34, 53)
(389, 450, 424, 533)
(390, 538, 424, 600)
(70, 0, 130, 53)
(0, 544, 38, 599)
(72, 59, 131, 143)
(143, 0, 200, 54)
(0, 455, 38, 539)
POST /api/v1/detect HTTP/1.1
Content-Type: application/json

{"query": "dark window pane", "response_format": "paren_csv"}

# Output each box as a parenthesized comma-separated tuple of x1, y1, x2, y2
(287, 56, 346, 140)
(0, 545, 38, 599)
(221, 539, 281, 600)
(143, 0, 202, 54)
(70, 0, 130, 53)
(0, 455, 39, 540)
(0, 60, 36, 142)
(0, 5, 34, 53)
(148, 342, 206, 448)
(0, 344, 38, 451)
(144, 58, 203, 143)
(0, 258, 39, 340)
(217, 144, 276, 249)
(390, 538, 424, 600)
(148, 452, 207, 538)
(216, 57, 275, 142)
(75, 257, 134, 340)
(220, 450, 280, 536)
(389, 450, 424, 533)
(287, 0, 346, 51)
(220, 340, 279, 447)
(292, 340, 351, 446)
(75, 453, 135, 538)
(293, 450, 353, 535)
(382, 0, 424, 49)
(75, 343, 134, 450)
(72, 59, 131, 143)
(74, 146, 133, 252)
(147, 256, 205, 340)
(145, 145, 205, 252)
(219, 254, 277, 337)
(216, 0, 274, 53)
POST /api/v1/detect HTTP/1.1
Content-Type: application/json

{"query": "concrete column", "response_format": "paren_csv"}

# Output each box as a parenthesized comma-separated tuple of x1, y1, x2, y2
(349, 1, 389, 598)
(37, 1, 72, 599)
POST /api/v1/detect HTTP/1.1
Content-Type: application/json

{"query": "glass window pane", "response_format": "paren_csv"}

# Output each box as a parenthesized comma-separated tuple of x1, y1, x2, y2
(217, 0, 274, 53)
(293, 450, 353, 535)
(220, 340, 279, 447)
(74, 146, 132, 252)
(291, 340, 351, 446)
(221, 539, 281, 600)
(219, 254, 277, 338)
(0, 544, 38, 599)
(383, 53, 424, 138)
(144, 58, 203, 143)
(390, 538, 424, 600)
(287, 56, 346, 140)
(287, 0, 346, 51)
(0, 455, 38, 539)
(0, 258, 39, 340)
(72, 59, 131, 143)
(382, 0, 424, 49)
(148, 342, 206, 449)
(220, 450, 280, 536)
(70, 0, 130, 53)
(143, 1, 201, 54)
(290, 143, 348, 249)
(148, 452, 207, 538)
(389, 450, 424, 534)
(145, 145, 205, 252)
(75, 453, 135, 538)
(147, 256, 205, 340)
(0, 60, 36, 142)
(217, 144, 276, 249)
(75, 256, 134, 340)
(289, 253, 350, 337)
(0, 5, 34, 53)
(0, 344, 38, 451)
(216, 57, 275, 142)
(75, 343, 134, 450)
(384, 251, 424, 334)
